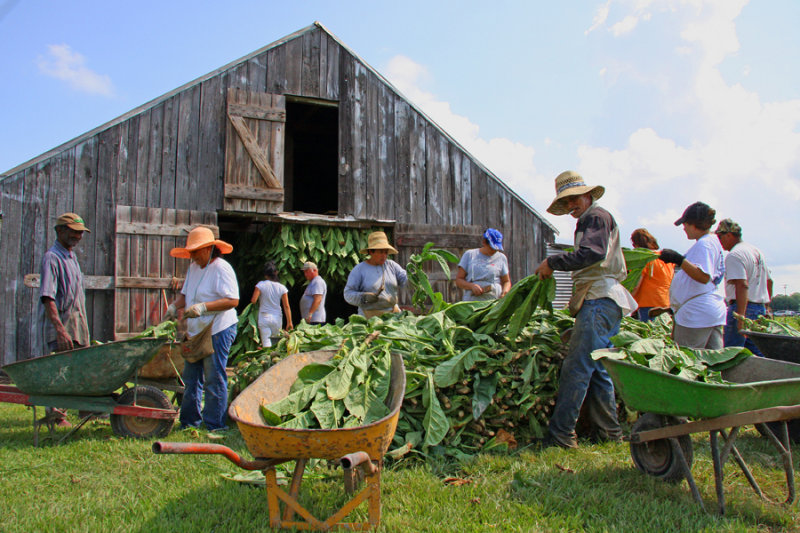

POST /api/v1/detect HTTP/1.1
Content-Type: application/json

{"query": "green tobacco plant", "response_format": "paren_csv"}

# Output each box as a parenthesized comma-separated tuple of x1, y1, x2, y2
(406, 242, 459, 313)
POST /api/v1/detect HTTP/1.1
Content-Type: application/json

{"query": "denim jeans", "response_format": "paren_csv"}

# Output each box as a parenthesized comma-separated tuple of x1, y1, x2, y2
(724, 303, 765, 356)
(548, 298, 623, 447)
(636, 307, 654, 322)
(180, 323, 237, 431)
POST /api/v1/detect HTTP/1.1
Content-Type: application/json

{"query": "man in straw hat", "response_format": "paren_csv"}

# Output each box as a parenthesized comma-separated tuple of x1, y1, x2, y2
(344, 231, 407, 318)
(165, 226, 239, 432)
(714, 218, 773, 356)
(534, 171, 636, 448)
(39, 213, 92, 427)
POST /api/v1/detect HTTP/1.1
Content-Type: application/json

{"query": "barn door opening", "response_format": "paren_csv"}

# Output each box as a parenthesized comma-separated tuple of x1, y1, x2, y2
(284, 97, 339, 215)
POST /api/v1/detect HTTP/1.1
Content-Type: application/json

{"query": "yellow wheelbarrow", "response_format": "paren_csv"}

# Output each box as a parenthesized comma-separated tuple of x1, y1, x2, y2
(153, 349, 406, 530)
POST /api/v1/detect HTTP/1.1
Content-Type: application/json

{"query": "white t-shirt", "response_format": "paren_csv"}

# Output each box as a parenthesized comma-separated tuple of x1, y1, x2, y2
(669, 234, 726, 328)
(181, 257, 239, 336)
(255, 280, 288, 318)
(724, 241, 771, 303)
(458, 248, 509, 301)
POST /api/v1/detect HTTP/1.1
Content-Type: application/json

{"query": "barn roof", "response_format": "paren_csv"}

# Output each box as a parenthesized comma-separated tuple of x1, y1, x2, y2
(1, 22, 557, 233)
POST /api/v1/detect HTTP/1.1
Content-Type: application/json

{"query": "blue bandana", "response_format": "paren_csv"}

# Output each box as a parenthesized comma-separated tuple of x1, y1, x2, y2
(483, 228, 504, 251)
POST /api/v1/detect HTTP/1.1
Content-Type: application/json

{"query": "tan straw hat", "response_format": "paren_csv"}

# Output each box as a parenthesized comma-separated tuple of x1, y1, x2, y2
(546, 171, 605, 216)
(359, 231, 398, 254)
(170, 226, 233, 259)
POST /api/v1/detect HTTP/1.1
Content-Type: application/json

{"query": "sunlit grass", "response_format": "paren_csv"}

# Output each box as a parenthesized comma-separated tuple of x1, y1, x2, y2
(1, 403, 799, 532)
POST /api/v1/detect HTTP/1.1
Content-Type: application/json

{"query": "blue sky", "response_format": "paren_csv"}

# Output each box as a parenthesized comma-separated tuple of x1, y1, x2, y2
(2, 0, 799, 294)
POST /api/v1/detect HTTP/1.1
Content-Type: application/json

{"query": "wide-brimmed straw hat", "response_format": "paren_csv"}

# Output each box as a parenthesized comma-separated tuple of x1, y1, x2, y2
(170, 226, 233, 259)
(359, 231, 398, 255)
(546, 171, 605, 216)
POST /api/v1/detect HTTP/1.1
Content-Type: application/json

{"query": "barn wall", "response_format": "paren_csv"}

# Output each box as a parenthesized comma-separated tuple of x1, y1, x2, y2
(0, 24, 554, 363)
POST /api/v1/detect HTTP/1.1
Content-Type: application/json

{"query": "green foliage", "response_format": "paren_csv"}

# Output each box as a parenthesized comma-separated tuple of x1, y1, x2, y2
(133, 320, 177, 341)
(737, 313, 800, 336)
(621, 247, 660, 293)
(406, 242, 459, 313)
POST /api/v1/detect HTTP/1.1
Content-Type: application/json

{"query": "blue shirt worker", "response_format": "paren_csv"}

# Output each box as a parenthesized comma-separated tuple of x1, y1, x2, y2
(715, 218, 773, 356)
(535, 171, 636, 449)
(300, 262, 327, 325)
(455, 228, 511, 301)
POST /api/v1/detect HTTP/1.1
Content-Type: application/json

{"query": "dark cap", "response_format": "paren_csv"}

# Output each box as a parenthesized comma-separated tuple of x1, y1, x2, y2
(55, 212, 91, 232)
(715, 218, 742, 236)
(674, 202, 713, 226)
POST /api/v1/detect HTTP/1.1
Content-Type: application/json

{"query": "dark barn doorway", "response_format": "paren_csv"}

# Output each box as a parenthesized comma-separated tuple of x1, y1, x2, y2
(284, 98, 339, 216)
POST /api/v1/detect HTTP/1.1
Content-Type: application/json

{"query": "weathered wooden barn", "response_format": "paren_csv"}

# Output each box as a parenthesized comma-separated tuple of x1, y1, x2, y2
(0, 22, 556, 365)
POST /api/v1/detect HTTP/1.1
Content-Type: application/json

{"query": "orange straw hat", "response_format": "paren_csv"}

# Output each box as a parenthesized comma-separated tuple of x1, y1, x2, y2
(359, 231, 398, 255)
(170, 226, 233, 259)
(546, 171, 605, 216)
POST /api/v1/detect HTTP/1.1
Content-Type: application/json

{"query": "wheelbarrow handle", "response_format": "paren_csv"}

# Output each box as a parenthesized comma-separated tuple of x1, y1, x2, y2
(152, 441, 277, 471)
(339, 451, 377, 474)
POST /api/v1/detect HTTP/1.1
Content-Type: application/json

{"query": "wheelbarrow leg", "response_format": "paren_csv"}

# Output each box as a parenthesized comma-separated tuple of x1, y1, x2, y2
(282, 459, 307, 522)
(756, 422, 796, 505)
(718, 428, 764, 500)
(670, 436, 704, 511)
(710, 430, 727, 514)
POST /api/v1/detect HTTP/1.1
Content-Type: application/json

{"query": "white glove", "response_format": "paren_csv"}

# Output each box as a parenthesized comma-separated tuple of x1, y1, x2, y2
(165, 303, 178, 320)
(184, 302, 207, 319)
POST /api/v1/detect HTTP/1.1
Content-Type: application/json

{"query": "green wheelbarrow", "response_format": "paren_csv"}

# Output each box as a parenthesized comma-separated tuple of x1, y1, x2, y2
(0, 337, 178, 444)
(596, 350, 800, 514)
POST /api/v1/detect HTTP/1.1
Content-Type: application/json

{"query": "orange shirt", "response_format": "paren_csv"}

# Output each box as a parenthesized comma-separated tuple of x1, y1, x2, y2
(633, 257, 674, 308)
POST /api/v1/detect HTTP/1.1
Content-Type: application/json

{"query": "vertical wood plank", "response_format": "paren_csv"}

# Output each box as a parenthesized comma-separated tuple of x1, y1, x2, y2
(144, 207, 163, 330)
(337, 55, 354, 216)
(319, 32, 328, 98)
(159, 98, 179, 208)
(129, 205, 146, 332)
(408, 109, 426, 223)
(285, 36, 302, 95)
(17, 168, 37, 356)
(114, 205, 131, 338)
(470, 162, 487, 228)
(324, 34, 340, 101)
(364, 72, 379, 218)
(248, 52, 267, 93)
(199, 72, 227, 212)
(175, 86, 202, 211)
(302, 29, 321, 98)
(0, 176, 23, 362)
(425, 128, 446, 225)
(377, 82, 396, 220)
(72, 138, 99, 339)
(266, 44, 287, 94)
(393, 100, 410, 222)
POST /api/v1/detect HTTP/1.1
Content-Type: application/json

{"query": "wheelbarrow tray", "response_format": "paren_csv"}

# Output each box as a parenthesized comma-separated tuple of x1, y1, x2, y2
(598, 350, 800, 419)
(228, 349, 406, 461)
(740, 330, 800, 365)
(1, 337, 167, 396)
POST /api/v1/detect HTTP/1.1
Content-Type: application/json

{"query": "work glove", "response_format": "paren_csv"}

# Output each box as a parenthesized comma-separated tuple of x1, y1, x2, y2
(361, 292, 379, 305)
(164, 303, 178, 320)
(376, 292, 396, 306)
(184, 302, 207, 319)
(660, 249, 686, 266)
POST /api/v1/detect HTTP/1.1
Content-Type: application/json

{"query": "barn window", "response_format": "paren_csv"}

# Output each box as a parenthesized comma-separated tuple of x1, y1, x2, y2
(284, 97, 339, 215)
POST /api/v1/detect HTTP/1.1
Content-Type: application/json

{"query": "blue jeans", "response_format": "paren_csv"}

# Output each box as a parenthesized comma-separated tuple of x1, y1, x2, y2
(548, 298, 623, 447)
(724, 303, 765, 356)
(636, 307, 654, 322)
(180, 323, 237, 431)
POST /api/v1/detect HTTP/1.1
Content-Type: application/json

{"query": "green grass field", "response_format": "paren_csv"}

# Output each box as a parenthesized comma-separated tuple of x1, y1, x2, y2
(2, 403, 799, 532)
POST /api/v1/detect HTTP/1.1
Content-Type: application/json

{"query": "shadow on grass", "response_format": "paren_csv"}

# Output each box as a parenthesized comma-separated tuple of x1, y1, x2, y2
(509, 459, 789, 533)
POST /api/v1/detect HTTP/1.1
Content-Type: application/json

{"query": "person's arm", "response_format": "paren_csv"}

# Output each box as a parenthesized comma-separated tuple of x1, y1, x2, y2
(204, 298, 239, 312)
(455, 266, 484, 296)
(307, 294, 323, 322)
(499, 273, 511, 298)
(676, 260, 711, 284)
(344, 267, 365, 307)
(534, 258, 553, 280)
(547, 212, 611, 272)
(732, 278, 749, 332)
(281, 293, 293, 330)
(250, 288, 261, 305)
(41, 297, 73, 351)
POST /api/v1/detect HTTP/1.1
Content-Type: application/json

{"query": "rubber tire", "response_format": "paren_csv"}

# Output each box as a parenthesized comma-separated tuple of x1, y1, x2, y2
(110, 385, 175, 439)
(630, 413, 694, 483)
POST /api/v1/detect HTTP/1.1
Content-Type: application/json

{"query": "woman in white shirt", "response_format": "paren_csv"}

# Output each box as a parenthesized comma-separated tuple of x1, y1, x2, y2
(251, 260, 293, 347)
(660, 202, 726, 349)
(165, 226, 239, 432)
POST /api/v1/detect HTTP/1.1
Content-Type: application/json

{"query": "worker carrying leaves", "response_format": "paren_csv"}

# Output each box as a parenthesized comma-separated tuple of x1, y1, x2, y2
(534, 171, 637, 449)
(344, 231, 407, 319)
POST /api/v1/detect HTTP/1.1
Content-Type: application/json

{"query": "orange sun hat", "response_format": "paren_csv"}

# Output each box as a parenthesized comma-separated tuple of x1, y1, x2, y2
(170, 226, 233, 259)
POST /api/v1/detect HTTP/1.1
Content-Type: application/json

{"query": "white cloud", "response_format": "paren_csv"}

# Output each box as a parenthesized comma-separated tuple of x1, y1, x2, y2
(36, 44, 114, 96)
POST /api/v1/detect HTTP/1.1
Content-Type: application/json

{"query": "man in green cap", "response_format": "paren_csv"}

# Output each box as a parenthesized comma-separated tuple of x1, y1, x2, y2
(39, 213, 92, 426)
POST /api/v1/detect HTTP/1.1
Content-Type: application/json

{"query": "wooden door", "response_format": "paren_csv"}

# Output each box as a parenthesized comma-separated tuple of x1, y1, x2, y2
(224, 89, 286, 214)
(114, 206, 217, 339)
(394, 224, 483, 304)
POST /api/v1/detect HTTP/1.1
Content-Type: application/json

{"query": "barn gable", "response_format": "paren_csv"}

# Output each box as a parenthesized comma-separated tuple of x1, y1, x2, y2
(0, 22, 557, 363)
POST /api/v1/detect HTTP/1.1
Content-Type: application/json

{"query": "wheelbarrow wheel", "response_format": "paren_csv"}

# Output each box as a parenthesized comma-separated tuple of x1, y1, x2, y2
(111, 385, 174, 439)
(630, 413, 693, 483)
